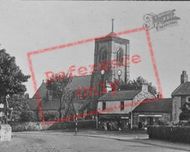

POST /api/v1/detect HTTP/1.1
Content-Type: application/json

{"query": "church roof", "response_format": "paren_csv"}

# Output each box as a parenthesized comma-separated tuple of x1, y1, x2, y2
(133, 98, 172, 113)
(95, 32, 129, 44)
(33, 80, 47, 99)
(32, 75, 92, 99)
(105, 32, 118, 37)
(30, 75, 92, 113)
(172, 81, 190, 96)
(66, 75, 91, 90)
(27, 98, 38, 111)
(98, 90, 141, 101)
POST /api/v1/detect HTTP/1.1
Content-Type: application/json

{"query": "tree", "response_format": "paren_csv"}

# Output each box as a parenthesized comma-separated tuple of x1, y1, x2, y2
(179, 101, 190, 121)
(0, 49, 30, 123)
(8, 94, 35, 122)
(119, 76, 157, 96)
(46, 74, 76, 121)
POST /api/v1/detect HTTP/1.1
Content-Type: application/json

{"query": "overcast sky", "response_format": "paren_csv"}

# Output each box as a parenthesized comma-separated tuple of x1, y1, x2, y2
(0, 1, 190, 98)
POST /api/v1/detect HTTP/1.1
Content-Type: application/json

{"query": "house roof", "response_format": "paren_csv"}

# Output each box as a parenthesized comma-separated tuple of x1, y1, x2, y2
(98, 90, 141, 101)
(133, 98, 172, 113)
(172, 82, 190, 96)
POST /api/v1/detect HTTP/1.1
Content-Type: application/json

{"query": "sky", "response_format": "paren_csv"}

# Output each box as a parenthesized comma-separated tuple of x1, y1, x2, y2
(0, 1, 190, 98)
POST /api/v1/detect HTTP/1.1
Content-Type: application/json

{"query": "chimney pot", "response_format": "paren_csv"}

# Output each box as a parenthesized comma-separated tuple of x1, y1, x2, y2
(181, 70, 188, 84)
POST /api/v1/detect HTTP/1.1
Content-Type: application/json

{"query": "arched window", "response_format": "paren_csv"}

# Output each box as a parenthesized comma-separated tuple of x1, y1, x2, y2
(116, 48, 123, 65)
(102, 51, 107, 61)
(99, 48, 107, 62)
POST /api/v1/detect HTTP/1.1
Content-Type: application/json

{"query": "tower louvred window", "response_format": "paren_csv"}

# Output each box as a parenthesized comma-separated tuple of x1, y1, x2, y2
(116, 48, 123, 65)
(101, 50, 107, 62)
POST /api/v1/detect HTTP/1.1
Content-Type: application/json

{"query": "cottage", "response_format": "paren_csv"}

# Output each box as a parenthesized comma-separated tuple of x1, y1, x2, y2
(97, 84, 155, 129)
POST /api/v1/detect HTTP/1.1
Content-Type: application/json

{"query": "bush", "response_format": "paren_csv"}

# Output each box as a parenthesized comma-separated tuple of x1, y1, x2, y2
(148, 126, 190, 143)
(20, 111, 36, 122)
(10, 122, 42, 132)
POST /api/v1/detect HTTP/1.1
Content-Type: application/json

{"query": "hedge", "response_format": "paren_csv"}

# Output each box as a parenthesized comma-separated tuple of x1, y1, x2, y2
(10, 122, 42, 132)
(148, 126, 190, 143)
(10, 122, 51, 132)
(9, 120, 96, 132)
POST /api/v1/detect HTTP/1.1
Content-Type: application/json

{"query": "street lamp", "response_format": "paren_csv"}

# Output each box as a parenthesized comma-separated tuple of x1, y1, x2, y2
(130, 104, 133, 130)
(117, 70, 122, 81)
(117, 70, 122, 91)
(75, 112, 78, 135)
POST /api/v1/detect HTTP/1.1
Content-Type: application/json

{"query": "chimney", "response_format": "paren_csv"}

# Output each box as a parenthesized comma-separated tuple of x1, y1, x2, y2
(181, 70, 188, 84)
(141, 83, 148, 92)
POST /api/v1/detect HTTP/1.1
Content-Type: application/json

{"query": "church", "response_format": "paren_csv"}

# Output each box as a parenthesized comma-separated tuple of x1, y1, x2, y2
(29, 21, 132, 120)
(28, 21, 180, 130)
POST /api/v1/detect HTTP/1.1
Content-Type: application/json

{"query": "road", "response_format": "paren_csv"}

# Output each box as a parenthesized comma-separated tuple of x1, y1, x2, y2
(0, 131, 189, 152)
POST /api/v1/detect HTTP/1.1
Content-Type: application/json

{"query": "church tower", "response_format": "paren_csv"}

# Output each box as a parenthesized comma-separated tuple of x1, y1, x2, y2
(90, 19, 130, 101)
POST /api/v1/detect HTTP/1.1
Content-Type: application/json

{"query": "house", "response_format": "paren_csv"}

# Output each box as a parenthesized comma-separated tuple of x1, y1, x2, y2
(172, 71, 190, 123)
(97, 84, 156, 129)
(133, 98, 172, 128)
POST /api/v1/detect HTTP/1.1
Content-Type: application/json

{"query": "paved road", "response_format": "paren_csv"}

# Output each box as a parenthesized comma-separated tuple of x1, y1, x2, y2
(0, 131, 189, 152)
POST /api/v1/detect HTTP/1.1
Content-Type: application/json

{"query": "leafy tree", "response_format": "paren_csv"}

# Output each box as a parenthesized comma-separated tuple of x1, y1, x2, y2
(8, 94, 35, 122)
(119, 76, 157, 96)
(46, 74, 76, 121)
(0, 49, 30, 123)
(179, 101, 190, 121)
(0, 49, 30, 97)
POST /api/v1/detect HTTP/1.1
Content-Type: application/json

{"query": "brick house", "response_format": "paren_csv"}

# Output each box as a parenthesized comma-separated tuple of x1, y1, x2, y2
(172, 71, 190, 123)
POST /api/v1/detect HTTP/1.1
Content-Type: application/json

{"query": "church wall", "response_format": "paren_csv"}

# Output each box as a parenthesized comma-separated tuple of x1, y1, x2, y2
(172, 96, 181, 123)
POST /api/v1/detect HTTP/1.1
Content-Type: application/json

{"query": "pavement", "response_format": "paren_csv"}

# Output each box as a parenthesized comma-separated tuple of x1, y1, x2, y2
(0, 130, 189, 152)
(48, 129, 190, 151)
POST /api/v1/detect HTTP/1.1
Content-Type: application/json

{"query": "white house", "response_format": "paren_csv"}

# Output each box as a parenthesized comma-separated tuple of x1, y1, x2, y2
(97, 84, 155, 129)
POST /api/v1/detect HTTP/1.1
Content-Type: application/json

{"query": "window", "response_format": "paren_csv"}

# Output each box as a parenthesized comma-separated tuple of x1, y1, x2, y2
(116, 48, 124, 66)
(102, 102, 106, 110)
(120, 101, 124, 111)
(186, 97, 190, 103)
(98, 47, 107, 62)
